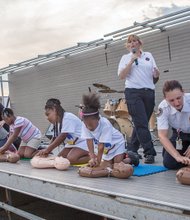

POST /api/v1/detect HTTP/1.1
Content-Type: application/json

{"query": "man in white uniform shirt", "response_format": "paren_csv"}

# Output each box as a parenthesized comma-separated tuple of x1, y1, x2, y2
(157, 80, 190, 169)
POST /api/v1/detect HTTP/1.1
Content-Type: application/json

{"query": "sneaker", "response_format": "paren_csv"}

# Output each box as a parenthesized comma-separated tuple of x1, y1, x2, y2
(126, 151, 140, 166)
(144, 155, 155, 164)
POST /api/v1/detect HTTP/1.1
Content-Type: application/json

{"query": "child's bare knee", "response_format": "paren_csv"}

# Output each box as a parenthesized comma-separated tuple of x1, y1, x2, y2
(24, 152, 33, 158)
(67, 155, 77, 164)
(17, 151, 24, 158)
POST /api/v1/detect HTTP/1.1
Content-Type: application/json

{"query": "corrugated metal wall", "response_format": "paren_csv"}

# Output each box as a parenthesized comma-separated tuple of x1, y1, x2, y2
(9, 22, 190, 133)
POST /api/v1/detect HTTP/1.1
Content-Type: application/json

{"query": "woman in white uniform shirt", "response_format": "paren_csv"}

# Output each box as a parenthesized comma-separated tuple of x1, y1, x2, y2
(118, 34, 160, 163)
(157, 80, 190, 169)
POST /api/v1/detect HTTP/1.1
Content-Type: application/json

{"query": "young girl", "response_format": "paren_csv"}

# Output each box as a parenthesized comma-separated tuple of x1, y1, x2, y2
(0, 108, 41, 158)
(79, 93, 139, 178)
(36, 98, 89, 164)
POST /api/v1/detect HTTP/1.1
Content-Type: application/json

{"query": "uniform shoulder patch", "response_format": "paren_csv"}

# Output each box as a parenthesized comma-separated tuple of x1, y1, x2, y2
(155, 108, 163, 117)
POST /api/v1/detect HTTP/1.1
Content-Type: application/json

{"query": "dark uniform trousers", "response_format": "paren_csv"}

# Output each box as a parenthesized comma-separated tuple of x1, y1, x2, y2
(163, 128, 190, 169)
(125, 88, 156, 156)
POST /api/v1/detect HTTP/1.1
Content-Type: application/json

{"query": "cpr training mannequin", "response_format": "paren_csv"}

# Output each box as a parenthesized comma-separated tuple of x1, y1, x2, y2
(78, 93, 136, 179)
(31, 155, 70, 171)
(78, 161, 133, 179)
(0, 151, 20, 163)
(176, 166, 190, 185)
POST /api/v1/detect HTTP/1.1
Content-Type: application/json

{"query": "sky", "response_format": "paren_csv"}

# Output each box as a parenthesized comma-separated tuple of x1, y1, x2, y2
(0, 0, 189, 69)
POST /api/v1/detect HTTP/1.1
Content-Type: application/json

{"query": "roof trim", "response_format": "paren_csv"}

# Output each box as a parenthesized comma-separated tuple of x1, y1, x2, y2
(0, 8, 189, 76)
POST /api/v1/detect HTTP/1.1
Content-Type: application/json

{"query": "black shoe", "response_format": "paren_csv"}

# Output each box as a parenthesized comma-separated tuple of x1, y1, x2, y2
(144, 155, 155, 164)
(126, 151, 140, 166)
(137, 153, 142, 159)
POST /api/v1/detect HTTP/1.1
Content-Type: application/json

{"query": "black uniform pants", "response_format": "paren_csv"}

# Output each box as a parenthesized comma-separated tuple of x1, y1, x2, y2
(125, 88, 156, 156)
(163, 129, 190, 169)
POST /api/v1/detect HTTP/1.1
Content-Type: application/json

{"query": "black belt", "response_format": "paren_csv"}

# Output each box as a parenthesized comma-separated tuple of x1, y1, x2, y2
(172, 128, 190, 135)
(172, 128, 190, 141)
(125, 88, 154, 91)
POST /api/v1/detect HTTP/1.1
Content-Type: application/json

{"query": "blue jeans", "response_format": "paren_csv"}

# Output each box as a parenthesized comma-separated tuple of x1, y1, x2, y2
(125, 88, 156, 156)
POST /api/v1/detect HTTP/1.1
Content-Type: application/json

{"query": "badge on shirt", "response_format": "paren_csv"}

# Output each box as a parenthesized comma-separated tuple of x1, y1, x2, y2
(103, 148, 109, 155)
(155, 108, 163, 117)
(176, 138, 183, 150)
(145, 57, 150, 61)
(103, 143, 114, 155)
(67, 140, 75, 145)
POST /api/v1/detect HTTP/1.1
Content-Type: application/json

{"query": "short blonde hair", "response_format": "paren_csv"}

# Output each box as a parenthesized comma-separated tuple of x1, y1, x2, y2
(125, 34, 143, 49)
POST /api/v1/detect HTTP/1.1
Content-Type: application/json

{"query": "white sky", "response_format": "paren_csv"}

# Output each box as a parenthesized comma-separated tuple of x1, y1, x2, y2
(0, 0, 189, 68)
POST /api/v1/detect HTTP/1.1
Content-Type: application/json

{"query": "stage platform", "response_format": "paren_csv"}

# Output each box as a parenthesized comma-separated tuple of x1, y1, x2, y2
(0, 145, 190, 220)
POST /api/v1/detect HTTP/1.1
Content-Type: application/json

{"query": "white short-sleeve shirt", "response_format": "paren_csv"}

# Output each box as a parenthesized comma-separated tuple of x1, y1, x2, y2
(81, 116, 126, 160)
(60, 112, 88, 150)
(157, 93, 190, 133)
(117, 51, 158, 89)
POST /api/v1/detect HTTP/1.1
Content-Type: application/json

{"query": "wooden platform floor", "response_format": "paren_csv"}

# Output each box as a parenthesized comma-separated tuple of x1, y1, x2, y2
(0, 144, 189, 220)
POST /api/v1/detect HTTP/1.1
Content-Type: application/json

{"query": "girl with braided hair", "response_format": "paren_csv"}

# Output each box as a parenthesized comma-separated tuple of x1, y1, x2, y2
(79, 93, 139, 178)
(36, 98, 89, 164)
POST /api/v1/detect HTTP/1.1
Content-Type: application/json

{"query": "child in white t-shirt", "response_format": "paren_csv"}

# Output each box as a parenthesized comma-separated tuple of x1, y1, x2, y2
(80, 93, 139, 169)
(37, 98, 89, 164)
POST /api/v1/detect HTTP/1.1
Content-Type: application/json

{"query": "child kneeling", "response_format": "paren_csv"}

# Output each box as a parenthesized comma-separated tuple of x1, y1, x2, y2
(78, 93, 139, 179)
(0, 108, 41, 158)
